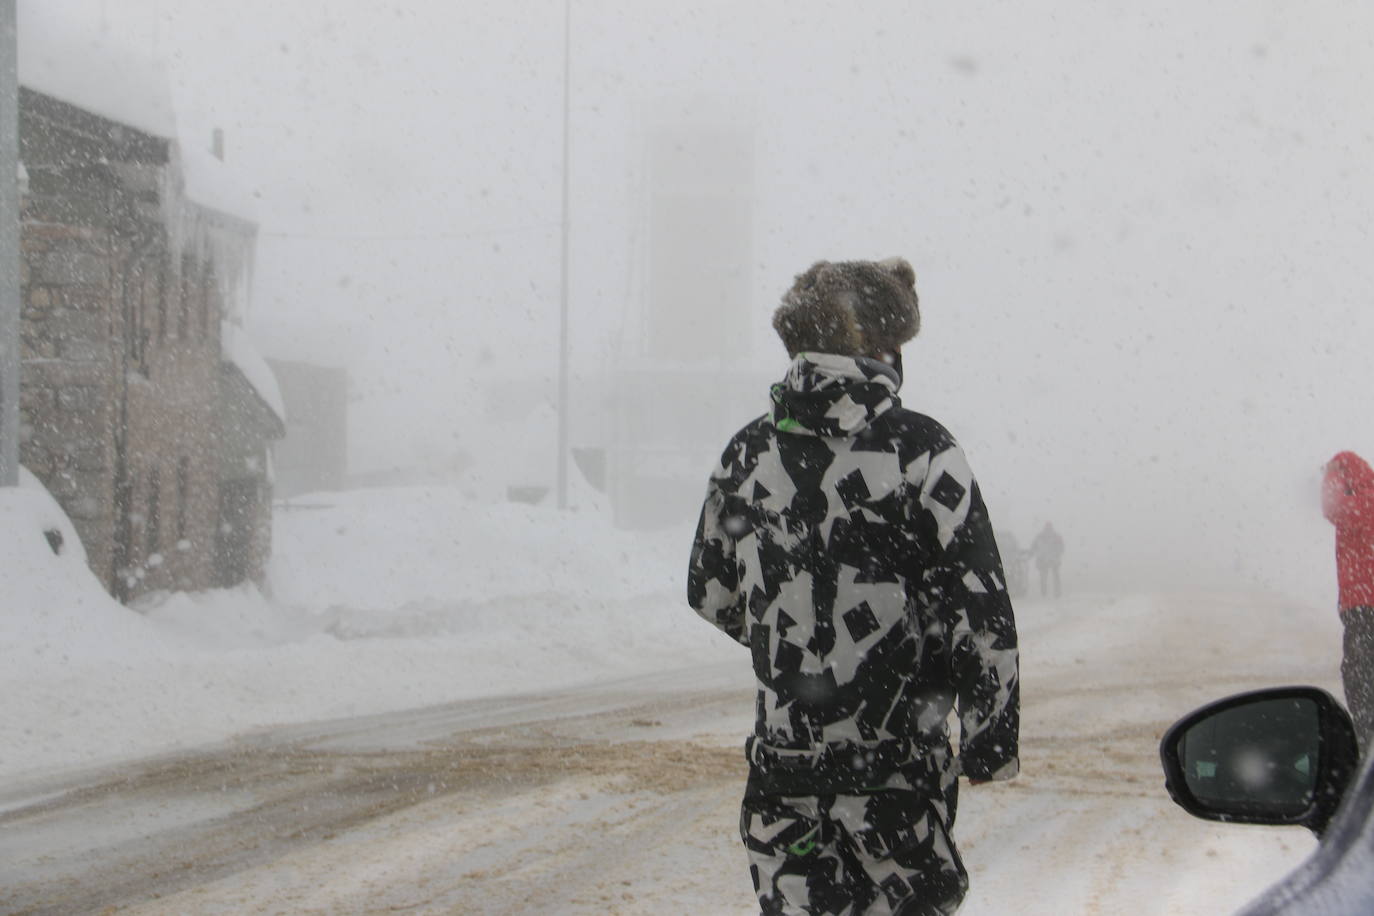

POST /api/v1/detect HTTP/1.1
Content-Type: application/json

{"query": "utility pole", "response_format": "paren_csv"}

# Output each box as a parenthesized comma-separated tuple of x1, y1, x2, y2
(555, 0, 571, 509)
(0, 0, 19, 487)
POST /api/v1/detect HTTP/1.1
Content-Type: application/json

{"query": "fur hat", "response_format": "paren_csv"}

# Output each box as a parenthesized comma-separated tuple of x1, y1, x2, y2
(771, 258, 920, 358)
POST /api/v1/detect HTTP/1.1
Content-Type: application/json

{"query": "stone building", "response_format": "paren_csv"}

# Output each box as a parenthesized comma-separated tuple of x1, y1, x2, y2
(17, 84, 282, 601)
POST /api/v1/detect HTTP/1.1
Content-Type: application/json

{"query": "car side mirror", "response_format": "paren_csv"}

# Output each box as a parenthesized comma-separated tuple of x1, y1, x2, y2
(1160, 686, 1359, 838)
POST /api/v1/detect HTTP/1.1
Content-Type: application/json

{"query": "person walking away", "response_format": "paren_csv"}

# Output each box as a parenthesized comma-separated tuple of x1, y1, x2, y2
(1323, 451, 1374, 752)
(688, 258, 1019, 915)
(1029, 522, 1064, 598)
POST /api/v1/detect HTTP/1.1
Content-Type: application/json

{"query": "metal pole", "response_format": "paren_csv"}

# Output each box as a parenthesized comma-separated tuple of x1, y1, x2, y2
(555, 0, 571, 509)
(0, 0, 19, 487)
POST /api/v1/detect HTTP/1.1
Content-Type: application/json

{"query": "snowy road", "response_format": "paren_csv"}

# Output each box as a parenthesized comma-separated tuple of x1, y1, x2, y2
(0, 665, 756, 915)
(0, 591, 1345, 914)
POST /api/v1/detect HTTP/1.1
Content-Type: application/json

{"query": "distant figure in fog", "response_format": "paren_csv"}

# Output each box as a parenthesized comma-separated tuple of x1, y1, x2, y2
(689, 258, 1019, 915)
(1323, 451, 1374, 751)
(1029, 522, 1064, 598)
(995, 529, 1030, 598)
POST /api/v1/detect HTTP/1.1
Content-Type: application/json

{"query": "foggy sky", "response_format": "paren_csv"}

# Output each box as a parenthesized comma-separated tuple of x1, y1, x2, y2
(23, 0, 1374, 601)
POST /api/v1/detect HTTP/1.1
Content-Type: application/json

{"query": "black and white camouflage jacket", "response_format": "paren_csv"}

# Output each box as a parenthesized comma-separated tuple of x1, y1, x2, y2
(688, 354, 1019, 792)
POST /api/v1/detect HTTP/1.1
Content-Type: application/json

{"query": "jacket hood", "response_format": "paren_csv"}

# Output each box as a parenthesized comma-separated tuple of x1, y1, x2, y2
(1324, 451, 1374, 528)
(1327, 452, 1374, 489)
(769, 353, 901, 437)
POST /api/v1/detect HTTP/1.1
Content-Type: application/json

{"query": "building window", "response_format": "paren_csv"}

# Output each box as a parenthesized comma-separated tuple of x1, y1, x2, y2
(201, 265, 214, 337)
(178, 255, 193, 339)
(115, 470, 137, 576)
(126, 261, 150, 376)
(157, 262, 169, 343)
(177, 457, 190, 542)
(146, 467, 162, 555)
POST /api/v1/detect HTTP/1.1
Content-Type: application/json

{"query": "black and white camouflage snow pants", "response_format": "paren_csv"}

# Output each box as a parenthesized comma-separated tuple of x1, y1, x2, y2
(740, 780, 968, 915)
(1341, 605, 1374, 754)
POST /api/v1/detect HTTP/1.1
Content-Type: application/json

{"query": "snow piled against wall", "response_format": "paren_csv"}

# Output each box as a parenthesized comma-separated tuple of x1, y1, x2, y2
(0, 469, 164, 660)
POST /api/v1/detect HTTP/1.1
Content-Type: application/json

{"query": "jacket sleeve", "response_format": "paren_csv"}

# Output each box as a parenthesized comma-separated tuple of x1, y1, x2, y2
(687, 470, 750, 646)
(913, 443, 1020, 782)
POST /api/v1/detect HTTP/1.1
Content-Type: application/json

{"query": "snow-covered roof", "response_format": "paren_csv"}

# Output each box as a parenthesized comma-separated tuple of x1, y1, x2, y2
(18, 6, 260, 226)
(222, 322, 287, 424)
(17, 3, 177, 139)
(180, 145, 258, 225)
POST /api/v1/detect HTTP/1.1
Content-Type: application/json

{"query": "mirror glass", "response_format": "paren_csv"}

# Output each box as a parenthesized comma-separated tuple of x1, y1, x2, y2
(1175, 696, 1320, 818)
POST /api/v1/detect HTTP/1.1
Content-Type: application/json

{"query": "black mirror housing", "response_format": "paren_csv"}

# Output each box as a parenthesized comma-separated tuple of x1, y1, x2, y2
(1160, 686, 1359, 838)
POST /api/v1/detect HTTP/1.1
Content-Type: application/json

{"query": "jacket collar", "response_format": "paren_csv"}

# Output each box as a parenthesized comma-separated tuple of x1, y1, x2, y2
(769, 353, 901, 437)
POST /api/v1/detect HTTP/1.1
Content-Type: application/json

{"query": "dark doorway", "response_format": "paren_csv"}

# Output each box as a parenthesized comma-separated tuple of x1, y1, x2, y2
(111, 471, 136, 602)
(215, 479, 259, 587)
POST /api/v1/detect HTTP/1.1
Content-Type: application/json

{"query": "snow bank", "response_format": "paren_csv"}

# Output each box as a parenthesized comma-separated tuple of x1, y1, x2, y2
(0, 469, 165, 661)
(0, 484, 723, 782)
(133, 584, 321, 651)
(0, 471, 183, 777)
(270, 486, 676, 611)
(262, 487, 715, 707)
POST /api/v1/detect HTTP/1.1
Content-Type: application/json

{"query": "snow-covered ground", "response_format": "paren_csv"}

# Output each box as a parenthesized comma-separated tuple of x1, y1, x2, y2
(1, 481, 732, 783)
(0, 475, 1352, 913)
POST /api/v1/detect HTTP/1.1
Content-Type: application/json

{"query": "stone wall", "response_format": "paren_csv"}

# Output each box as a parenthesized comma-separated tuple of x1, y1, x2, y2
(17, 87, 264, 602)
(117, 254, 224, 597)
(18, 221, 120, 580)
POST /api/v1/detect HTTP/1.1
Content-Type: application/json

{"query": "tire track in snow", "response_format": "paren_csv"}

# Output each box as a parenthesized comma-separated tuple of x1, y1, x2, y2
(0, 679, 751, 915)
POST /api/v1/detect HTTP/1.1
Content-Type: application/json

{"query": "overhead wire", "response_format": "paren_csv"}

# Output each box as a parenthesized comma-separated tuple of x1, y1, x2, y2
(258, 222, 561, 243)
